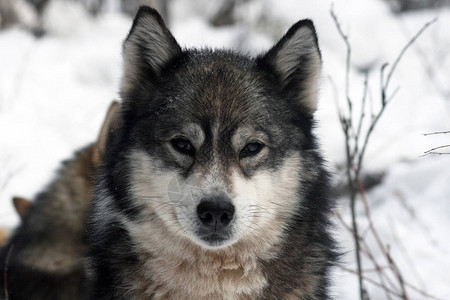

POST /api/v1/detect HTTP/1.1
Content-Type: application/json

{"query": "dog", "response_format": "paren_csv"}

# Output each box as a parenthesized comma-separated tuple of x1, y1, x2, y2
(0, 101, 119, 300)
(87, 6, 337, 300)
(0, 198, 31, 248)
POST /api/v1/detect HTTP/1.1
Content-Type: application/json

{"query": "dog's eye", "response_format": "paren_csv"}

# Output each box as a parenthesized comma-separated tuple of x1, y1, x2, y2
(240, 142, 264, 159)
(171, 138, 195, 156)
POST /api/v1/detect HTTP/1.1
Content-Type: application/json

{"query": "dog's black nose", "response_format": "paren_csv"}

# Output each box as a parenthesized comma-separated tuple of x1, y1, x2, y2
(197, 198, 235, 230)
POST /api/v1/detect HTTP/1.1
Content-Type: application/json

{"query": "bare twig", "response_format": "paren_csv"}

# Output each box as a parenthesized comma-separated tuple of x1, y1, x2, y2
(383, 18, 437, 93)
(354, 72, 369, 159)
(357, 180, 409, 299)
(403, 281, 444, 300)
(331, 6, 437, 300)
(424, 144, 450, 153)
(422, 144, 450, 156)
(423, 130, 450, 136)
(339, 185, 444, 300)
(388, 218, 428, 297)
(331, 5, 353, 121)
(423, 130, 450, 156)
(330, 7, 366, 298)
(339, 266, 403, 298)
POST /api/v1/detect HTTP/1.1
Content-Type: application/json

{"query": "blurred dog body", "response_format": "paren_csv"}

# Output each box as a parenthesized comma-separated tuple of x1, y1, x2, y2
(0, 145, 94, 300)
(0, 102, 118, 300)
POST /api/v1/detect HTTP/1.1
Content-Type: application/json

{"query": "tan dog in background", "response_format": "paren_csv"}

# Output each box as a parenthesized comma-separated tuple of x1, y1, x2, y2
(0, 101, 118, 300)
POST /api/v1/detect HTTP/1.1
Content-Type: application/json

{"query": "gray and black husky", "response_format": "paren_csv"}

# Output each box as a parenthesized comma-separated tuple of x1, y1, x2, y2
(88, 6, 337, 300)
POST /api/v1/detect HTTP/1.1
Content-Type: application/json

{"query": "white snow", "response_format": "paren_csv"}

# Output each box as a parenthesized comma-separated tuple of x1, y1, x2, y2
(0, 0, 449, 298)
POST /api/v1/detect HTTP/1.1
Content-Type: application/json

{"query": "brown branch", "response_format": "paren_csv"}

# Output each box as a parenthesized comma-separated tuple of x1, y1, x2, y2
(354, 72, 370, 159)
(330, 5, 353, 123)
(383, 18, 437, 93)
(387, 218, 426, 290)
(357, 180, 409, 299)
(331, 6, 436, 300)
(423, 145, 450, 155)
(423, 130, 450, 136)
(337, 199, 443, 300)
(403, 281, 444, 300)
(336, 211, 396, 299)
(339, 266, 403, 298)
(422, 151, 450, 156)
(330, 7, 366, 299)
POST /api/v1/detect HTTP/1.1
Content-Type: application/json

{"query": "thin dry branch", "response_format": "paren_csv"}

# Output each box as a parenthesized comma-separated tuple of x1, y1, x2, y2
(330, 5, 353, 120)
(422, 144, 450, 156)
(330, 7, 366, 298)
(339, 266, 403, 298)
(423, 130, 450, 136)
(422, 130, 449, 156)
(383, 18, 437, 93)
(354, 72, 370, 157)
(339, 186, 444, 300)
(357, 180, 409, 299)
(331, 6, 437, 300)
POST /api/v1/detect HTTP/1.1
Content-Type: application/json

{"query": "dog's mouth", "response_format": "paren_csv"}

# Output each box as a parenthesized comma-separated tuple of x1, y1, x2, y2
(198, 233, 231, 247)
(194, 222, 235, 248)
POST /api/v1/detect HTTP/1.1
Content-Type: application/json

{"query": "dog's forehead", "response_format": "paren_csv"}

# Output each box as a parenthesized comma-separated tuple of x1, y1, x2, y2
(163, 52, 278, 129)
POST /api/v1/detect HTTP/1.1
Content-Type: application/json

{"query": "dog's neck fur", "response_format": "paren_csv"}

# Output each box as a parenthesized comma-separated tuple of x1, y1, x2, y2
(122, 214, 288, 299)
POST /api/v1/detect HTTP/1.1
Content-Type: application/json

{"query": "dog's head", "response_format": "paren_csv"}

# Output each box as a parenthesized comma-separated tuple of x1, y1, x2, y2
(104, 7, 322, 249)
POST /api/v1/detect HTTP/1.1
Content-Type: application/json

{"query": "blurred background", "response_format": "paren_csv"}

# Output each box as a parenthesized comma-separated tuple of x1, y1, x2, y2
(0, 0, 449, 298)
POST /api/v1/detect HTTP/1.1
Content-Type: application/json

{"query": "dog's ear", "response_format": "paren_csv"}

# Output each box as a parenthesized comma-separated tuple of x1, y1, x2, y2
(260, 20, 321, 113)
(0, 228, 9, 247)
(122, 6, 181, 91)
(93, 100, 120, 165)
(12, 197, 31, 220)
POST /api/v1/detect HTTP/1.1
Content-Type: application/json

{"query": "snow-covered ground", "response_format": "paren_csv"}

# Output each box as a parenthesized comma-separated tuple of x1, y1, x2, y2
(0, 0, 449, 298)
